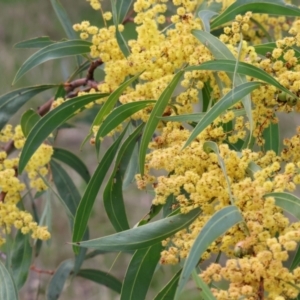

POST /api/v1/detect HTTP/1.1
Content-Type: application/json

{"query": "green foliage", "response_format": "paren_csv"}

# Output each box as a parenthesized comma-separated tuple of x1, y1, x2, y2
(3, 0, 300, 299)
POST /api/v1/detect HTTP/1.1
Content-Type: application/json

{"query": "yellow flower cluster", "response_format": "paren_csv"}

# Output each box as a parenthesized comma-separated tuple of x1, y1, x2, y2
(0, 125, 52, 244)
(74, 0, 300, 298)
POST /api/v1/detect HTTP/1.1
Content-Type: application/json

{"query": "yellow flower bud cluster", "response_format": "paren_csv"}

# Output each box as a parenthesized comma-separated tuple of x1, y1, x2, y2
(201, 231, 300, 299)
(0, 125, 52, 243)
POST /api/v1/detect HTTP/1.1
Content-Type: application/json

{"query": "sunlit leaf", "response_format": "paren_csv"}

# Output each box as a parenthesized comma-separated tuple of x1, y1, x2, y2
(198, 10, 218, 32)
(192, 30, 253, 134)
(211, 0, 300, 29)
(19, 93, 108, 173)
(139, 71, 183, 175)
(186, 59, 295, 98)
(175, 206, 244, 299)
(183, 82, 260, 148)
(74, 208, 201, 251)
(13, 40, 92, 84)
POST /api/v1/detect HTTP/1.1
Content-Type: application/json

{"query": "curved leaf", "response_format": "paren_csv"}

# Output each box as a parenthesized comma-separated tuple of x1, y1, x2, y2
(121, 243, 162, 300)
(50, 0, 77, 40)
(175, 206, 244, 299)
(96, 100, 155, 140)
(192, 269, 216, 300)
(139, 71, 183, 175)
(18, 93, 108, 173)
(183, 82, 261, 148)
(88, 72, 141, 153)
(110, 0, 130, 57)
(104, 124, 144, 232)
(262, 122, 279, 155)
(154, 269, 181, 300)
(159, 109, 246, 123)
(255, 42, 300, 59)
(186, 59, 295, 98)
(0, 85, 56, 131)
(72, 126, 129, 252)
(52, 148, 90, 183)
(264, 192, 300, 220)
(77, 269, 122, 293)
(46, 259, 74, 300)
(198, 10, 218, 32)
(211, 0, 300, 30)
(192, 30, 253, 135)
(13, 40, 92, 84)
(0, 260, 18, 300)
(117, 0, 134, 23)
(50, 160, 81, 218)
(14, 36, 55, 49)
(74, 208, 201, 251)
(21, 109, 40, 137)
(11, 232, 32, 290)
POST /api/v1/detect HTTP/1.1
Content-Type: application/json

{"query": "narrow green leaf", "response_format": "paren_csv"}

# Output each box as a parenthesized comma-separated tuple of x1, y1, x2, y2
(88, 73, 141, 152)
(137, 204, 163, 227)
(192, 269, 216, 300)
(121, 243, 162, 300)
(163, 194, 177, 218)
(73, 229, 89, 275)
(54, 85, 66, 100)
(77, 269, 122, 293)
(117, 0, 134, 23)
(104, 124, 144, 232)
(50, 160, 81, 218)
(211, 0, 300, 30)
(255, 42, 300, 59)
(11, 232, 32, 290)
(20, 109, 40, 138)
(0, 260, 18, 300)
(74, 208, 201, 251)
(139, 71, 183, 175)
(72, 127, 128, 252)
(52, 148, 90, 183)
(154, 269, 182, 300)
(175, 206, 244, 299)
(262, 121, 279, 155)
(46, 259, 74, 300)
(203, 141, 233, 205)
(13, 40, 92, 84)
(198, 10, 218, 32)
(50, 0, 83, 68)
(14, 36, 55, 49)
(290, 246, 300, 270)
(67, 60, 91, 82)
(123, 140, 139, 189)
(183, 82, 260, 148)
(50, 0, 77, 40)
(186, 59, 295, 98)
(264, 192, 300, 221)
(159, 109, 246, 123)
(19, 93, 108, 173)
(0, 85, 56, 131)
(192, 30, 253, 135)
(110, 0, 131, 57)
(96, 100, 155, 141)
(202, 81, 213, 112)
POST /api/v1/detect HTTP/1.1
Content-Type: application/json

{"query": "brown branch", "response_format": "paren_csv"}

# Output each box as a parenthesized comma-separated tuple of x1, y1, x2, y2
(30, 265, 54, 275)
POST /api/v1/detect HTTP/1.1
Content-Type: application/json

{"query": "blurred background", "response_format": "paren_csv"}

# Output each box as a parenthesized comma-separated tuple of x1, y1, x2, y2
(1, 0, 300, 299)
